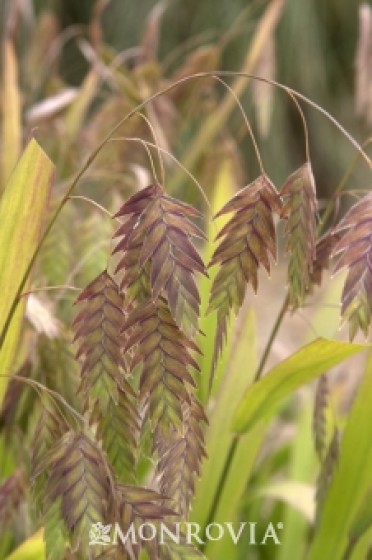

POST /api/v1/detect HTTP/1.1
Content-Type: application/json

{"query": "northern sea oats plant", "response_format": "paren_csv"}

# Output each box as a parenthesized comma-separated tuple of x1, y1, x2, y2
(1, 4, 372, 560)
(1, 85, 372, 559)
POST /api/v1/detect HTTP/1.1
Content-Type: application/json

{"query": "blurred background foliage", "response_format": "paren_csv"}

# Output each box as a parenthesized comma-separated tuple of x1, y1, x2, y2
(1, 0, 371, 201)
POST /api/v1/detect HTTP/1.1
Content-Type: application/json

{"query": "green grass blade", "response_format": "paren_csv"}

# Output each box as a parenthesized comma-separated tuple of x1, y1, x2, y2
(1, 37, 21, 187)
(0, 138, 54, 401)
(197, 155, 235, 402)
(204, 421, 266, 558)
(233, 338, 366, 434)
(348, 525, 372, 560)
(192, 309, 259, 531)
(276, 398, 316, 560)
(306, 350, 372, 560)
(5, 531, 44, 560)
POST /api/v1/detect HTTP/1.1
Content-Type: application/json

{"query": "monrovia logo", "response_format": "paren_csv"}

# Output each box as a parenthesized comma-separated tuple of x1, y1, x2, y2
(88, 521, 284, 547)
(89, 522, 112, 545)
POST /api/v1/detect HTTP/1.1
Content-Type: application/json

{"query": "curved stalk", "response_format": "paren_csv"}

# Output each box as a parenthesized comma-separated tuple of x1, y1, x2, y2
(1, 71, 369, 349)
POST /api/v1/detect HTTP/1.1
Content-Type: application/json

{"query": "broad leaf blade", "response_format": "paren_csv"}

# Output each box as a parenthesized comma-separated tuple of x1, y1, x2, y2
(233, 338, 366, 433)
(0, 138, 54, 401)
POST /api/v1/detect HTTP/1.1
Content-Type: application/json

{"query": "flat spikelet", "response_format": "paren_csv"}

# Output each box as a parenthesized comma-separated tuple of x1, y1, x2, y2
(310, 231, 341, 290)
(40, 431, 115, 557)
(91, 387, 140, 483)
(313, 375, 329, 460)
(31, 404, 69, 513)
(113, 184, 207, 337)
(0, 467, 26, 530)
(208, 175, 281, 365)
(315, 428, 339, 526)
(0, 361, 31, 432)
(332, 192, 372, 338)
(281, 163, 317, 308)
(156, 397, 207, 517)
(73, 271, 131, 412)
(145, 532, 206, 560)
(123, 297, 200, 432)
(116, 483, 175, 524)
(115, 484, 176, 560)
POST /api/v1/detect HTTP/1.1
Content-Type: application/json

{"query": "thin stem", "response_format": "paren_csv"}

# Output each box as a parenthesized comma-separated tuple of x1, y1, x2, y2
(201, 292, 289, 537)
(0, 374, 85, 425)
(110, 137, 213, 214)
(136, 112, 166, 186)
(286, 90, 311, 163)
(319, 136, 372, 232)
(200, 436, 239, 552)
(213, 76, 265, 174)
(20, 285, 80, 297)
(138, 138, 159, 184)
(68, 195, 114, 218)
(1, 71, 370, 350)
(254, 293, 289, 381)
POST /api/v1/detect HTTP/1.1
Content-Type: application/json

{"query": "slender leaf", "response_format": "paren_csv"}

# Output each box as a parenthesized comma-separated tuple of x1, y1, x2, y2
(5, 530, 44, 560)
(277, 398, 317, 560)
(307, 350, 372, 560)
(197, 155, 235, 402)
(2, 37, 21, 187)
(233, 338, 366, 433)
(192, 310, 260, 531)
(0, 139, 54, 401)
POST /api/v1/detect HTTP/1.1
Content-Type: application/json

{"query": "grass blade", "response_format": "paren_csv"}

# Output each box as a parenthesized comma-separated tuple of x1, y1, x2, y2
(192, 309, 259, 530)
(1, 37, 21, 187)
(5, 530, 44, 560)
(233, 338, 366, 433)
(0, 139, 54, 401)
(307, 350, 372, 560)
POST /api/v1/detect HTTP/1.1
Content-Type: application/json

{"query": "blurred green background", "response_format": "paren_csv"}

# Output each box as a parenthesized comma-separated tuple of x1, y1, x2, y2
(39, 0, 372, 193)
(0, 0, 371, 198)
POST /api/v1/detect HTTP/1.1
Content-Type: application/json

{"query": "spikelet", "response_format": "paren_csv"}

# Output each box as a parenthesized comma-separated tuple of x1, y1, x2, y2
(332, 192, 372, 339)
(73, 270, 133, 412)
(145, 531, 206, 560)
(0, 467, 26, 531)
(31, 404, 70, 514)
(310, 231, 341, 290)
(116, 483, 175, 524)
(315, 428, 339, 526)
(115, 483, 176, 560)
(44, 498, 70, 560)
(113, 184, 207, 337)
(122, 297, 200, 433)
(91, 387, 140, 483)
(41, 432, 115, 557)
(281, 163, 317, 308)
(73, 271, 140, 481)
(313, 375, 329, 459)
(0, 361, 31, 433)
(155, 397, 207, 517)
(207, 175, 281, 366)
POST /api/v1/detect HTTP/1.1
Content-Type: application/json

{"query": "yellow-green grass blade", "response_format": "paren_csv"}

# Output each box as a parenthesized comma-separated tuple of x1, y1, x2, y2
(5, 531, 44, 560)
(233, 338, 366, 434)
(197, 155, 235, 402)
(276, 397, 317, 560)
(1, 37, 21, 188)
(204, 421, 266, 559)
(192, 310, 262, 535)
(307, 350, 372, 560)
(0, 139, 54, 401)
